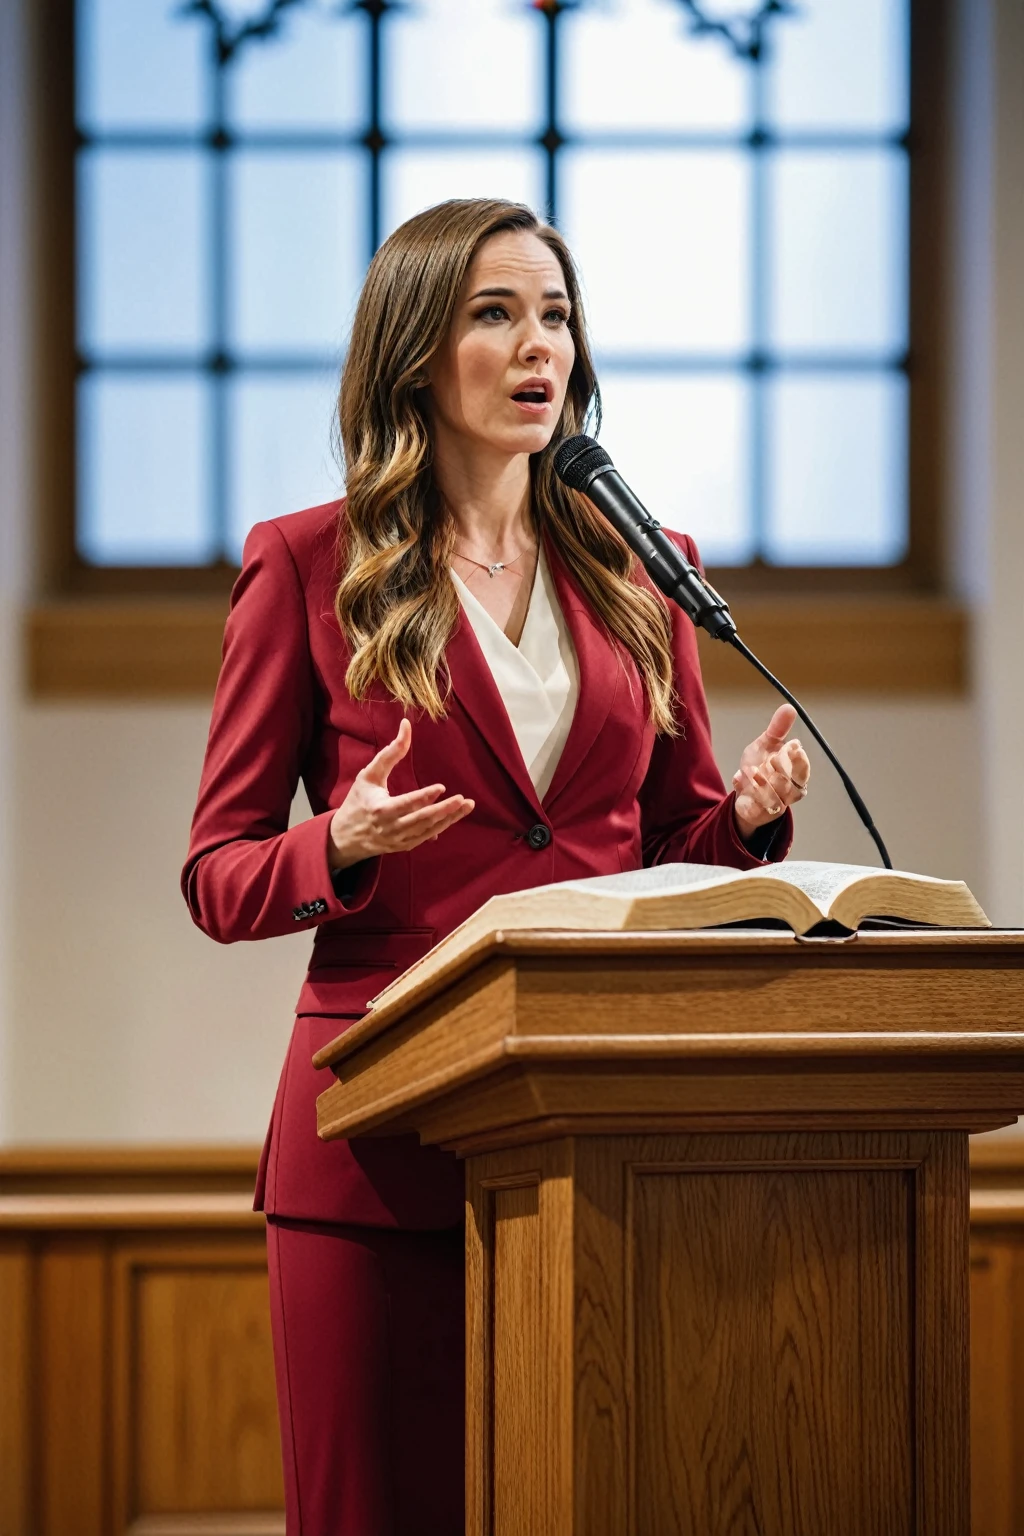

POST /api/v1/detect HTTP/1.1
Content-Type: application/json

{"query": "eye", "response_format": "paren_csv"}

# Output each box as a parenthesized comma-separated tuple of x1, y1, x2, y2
(544, 307, 570, 326)
(476, 304, 509, 323)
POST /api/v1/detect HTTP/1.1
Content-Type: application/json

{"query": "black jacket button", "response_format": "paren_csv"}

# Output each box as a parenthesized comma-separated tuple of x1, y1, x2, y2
(527, 823, 552, 850)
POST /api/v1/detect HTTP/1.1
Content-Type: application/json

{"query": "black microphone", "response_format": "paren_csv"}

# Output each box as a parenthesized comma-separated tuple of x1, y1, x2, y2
(553, 435, 737, 640)
(553, 433, 893, 870)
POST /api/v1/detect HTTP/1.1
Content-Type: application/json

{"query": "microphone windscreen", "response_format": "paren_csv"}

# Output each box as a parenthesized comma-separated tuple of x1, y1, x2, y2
(553, 434, 613, 492)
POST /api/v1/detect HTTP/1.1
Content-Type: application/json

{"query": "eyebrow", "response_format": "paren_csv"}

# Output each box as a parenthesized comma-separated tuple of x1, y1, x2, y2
(467, 285, 569, 302)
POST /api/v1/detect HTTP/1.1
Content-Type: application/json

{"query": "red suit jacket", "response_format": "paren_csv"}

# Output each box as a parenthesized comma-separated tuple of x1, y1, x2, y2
(182, 502, 792, 1228)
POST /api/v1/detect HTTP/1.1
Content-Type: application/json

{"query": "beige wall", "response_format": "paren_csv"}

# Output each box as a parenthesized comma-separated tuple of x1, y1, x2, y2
(0, 691, 982, 1145)
(0, 0, 1019, 1147)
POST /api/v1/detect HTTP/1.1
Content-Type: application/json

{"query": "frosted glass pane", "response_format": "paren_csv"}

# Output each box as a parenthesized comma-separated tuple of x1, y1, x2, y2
(768, 150, 907, 354)
(77, 0, 207, 130)
(767, 0, 909, 131)
(597, 373, 752, 564)
(561, 0, 750, 131)
(381, 151, 545, 241)
(384, 0, 540, 132)
(227, 374, 343, 562)
(78, 375, 213, 564)
(230, 153, 365, 353)
(766, 374, 907, 565)
(560, 151, 751, 354)
(78, 151, 208, 354)
(228, 8, 366, 130)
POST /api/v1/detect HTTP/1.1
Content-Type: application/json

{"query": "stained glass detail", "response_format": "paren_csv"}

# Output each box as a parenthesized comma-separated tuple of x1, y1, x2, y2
(560, 0, 750, 132)
(767, 0, 910, 131)
(383, 0, 541, 133)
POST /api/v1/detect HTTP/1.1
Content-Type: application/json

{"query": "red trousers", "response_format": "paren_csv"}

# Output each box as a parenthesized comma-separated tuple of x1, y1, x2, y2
(266, 1216, 465, 1535)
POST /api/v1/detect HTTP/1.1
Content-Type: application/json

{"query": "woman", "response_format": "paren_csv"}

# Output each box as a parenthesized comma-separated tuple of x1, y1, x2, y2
(183, 198, 810, 1535)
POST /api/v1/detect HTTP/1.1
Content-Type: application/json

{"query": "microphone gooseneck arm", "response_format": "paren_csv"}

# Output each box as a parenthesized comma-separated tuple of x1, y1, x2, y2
(553, 435, 894, 870)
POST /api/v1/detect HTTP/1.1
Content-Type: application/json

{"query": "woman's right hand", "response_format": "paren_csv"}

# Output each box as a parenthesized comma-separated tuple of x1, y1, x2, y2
(328, 718, 475, 871)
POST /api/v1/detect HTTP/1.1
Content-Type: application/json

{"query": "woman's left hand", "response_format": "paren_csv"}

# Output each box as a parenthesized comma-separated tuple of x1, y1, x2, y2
(731, 703, 811, 841)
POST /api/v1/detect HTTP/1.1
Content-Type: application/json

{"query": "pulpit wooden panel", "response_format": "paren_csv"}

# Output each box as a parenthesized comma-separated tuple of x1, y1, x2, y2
(630, 1167, 912, 1535)
(466, 1130, 967, 1536)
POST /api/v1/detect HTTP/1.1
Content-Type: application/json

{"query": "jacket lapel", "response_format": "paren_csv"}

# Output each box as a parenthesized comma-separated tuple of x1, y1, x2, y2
(445, 606, 545, 818)
(541, 541, 617, 810)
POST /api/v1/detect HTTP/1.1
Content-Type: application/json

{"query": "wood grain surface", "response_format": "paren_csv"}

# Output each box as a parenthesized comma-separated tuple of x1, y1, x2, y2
(466, 1130, 968, 1536)
(492, 1184, 544, 1535)
(0, 1159, 283, 1536)
(120, 1246, 283, 1519)
(315, 930, 1024, 1072)
(0, 1243, 32, 1536)
(630, 1167, 912, 1534)
(24, 597, 965, 700)
(315, 933, 1024, 1150)
(38, 1241, 109, 1536)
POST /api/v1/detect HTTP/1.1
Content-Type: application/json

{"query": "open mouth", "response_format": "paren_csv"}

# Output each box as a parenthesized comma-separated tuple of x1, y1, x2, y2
(511, 379, 553, 405)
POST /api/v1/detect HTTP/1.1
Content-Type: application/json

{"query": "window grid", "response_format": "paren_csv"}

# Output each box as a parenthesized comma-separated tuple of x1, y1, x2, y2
(74, 0, 911, 573)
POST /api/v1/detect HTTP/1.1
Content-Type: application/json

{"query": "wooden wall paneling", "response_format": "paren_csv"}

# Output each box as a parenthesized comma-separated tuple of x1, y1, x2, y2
(110, 1235, 284, 1533)
(37, 1239, 110, 1536)
(0, 1241, 33, 1536)
(970, 1234, 1017, 1536)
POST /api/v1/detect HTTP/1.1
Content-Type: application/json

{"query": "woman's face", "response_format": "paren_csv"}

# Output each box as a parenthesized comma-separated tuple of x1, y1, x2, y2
(426, 229, 576, 462)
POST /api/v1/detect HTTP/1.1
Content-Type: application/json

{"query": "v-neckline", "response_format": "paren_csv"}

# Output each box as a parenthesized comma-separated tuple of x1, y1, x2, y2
(451, 550, 543, 653)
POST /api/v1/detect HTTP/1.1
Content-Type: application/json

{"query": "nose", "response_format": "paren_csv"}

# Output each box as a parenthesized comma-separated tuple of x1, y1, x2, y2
(517, 319, 552, 365)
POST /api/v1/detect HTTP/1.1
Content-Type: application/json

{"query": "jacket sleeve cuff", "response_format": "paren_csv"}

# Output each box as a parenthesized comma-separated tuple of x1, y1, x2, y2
(285, 811, 381, 928)
(727, 794, 794, 865)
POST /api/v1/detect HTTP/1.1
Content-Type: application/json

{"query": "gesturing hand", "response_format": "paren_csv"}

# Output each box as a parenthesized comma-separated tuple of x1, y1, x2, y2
(328, 719, 475, 871)
(731, 703, 811, 842)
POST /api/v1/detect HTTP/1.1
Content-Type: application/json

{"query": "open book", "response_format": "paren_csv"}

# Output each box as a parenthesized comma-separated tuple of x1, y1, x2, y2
(371, 861, 989, 1010)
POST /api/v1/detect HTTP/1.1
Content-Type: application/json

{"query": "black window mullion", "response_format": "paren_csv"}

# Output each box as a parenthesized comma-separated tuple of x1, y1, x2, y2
(209, 36, 230, 564)
(364, 0, 387, 261)
(749, 51, 769, 565)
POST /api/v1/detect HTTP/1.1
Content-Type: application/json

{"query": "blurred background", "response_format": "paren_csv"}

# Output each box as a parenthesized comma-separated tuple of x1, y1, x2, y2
(1, 1, 1023, 1531)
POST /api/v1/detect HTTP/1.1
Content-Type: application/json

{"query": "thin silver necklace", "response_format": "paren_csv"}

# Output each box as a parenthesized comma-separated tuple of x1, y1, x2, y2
(454, 543, 534, 579)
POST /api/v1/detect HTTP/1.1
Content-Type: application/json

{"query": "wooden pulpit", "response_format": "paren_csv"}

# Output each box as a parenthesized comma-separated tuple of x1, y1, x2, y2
(314, 929, 1024, 1536)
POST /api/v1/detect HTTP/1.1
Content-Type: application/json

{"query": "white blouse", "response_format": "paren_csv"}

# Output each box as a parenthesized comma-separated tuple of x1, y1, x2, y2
(451, 549, 580, 799)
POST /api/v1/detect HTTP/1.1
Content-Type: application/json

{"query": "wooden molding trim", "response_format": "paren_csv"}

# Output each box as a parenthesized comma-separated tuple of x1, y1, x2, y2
(696, 596, 968, 695)
(25, 599, 230, 698)
(24, 595, 968, 699)
(0, 1192, 263, 1230)
(0, 1144, 262, 1195)
(127, 1518, 285, 1536)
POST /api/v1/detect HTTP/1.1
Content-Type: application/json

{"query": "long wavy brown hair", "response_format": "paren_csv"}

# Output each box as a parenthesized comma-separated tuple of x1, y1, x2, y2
(335, 198, 676, 731)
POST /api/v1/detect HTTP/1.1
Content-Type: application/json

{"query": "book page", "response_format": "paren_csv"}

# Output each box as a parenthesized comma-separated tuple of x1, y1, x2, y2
(565, 862, 749, 897)
(744, 860, 894, 915)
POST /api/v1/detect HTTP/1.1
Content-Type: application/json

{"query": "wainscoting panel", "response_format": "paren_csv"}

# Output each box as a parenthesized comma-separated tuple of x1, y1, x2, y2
(0, 1149, 283, 1536)
(4, 1142, 1024, 1535)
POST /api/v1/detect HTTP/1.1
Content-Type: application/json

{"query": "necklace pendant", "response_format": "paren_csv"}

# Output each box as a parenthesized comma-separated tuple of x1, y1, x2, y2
(487, 562, 505, 577)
